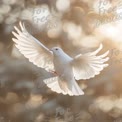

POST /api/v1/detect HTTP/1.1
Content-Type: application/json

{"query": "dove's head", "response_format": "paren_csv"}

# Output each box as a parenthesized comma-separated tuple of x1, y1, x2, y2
(50, 47, 64, 56)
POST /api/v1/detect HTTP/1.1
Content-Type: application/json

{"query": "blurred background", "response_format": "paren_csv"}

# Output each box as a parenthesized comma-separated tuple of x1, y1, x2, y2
(0, 0, 122, 122)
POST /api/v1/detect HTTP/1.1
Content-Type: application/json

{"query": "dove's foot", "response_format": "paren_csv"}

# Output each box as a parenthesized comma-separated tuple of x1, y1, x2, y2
(49, 70, 58, 75)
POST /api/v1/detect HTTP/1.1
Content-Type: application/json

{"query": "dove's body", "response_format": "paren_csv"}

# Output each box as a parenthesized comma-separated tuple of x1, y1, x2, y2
(53, 49, 72, 76)
(53, 57, 83, 95)
(46, 47, 84, 95)
(12, 22, 109, 96)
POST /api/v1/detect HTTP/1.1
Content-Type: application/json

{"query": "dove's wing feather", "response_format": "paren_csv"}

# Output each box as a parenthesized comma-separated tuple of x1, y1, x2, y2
(12, 22, 54, 71)
(72, 44, 109, 80)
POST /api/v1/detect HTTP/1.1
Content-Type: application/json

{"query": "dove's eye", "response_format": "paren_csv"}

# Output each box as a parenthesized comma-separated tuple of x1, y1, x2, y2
(55, 48, 58, 50)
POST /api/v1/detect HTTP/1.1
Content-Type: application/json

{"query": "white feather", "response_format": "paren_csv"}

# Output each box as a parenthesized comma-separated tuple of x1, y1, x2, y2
(12, 22, 54, 71)
(72, 44, 109, 80)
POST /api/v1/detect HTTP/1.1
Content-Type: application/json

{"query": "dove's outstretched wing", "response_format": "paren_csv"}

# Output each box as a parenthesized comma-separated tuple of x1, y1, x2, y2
(71, 44, 109, 80)
(12, 22, 54, 71)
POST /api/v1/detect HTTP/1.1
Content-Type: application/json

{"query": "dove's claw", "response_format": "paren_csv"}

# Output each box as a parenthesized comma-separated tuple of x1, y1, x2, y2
(53, 71, 58, 75)
(49, 70, 58, 75)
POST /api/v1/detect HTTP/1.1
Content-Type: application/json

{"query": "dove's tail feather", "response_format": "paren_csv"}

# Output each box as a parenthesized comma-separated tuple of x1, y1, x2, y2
(43, 76, 84, 96)
(71, 79, 84, 96)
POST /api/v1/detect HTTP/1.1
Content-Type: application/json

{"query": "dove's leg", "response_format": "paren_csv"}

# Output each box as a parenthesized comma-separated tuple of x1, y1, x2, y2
(52, 71, 58, 75)
(49, 70, 58, 75)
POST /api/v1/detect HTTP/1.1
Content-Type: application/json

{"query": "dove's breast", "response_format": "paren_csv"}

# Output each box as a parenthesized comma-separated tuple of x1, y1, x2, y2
(53, 54, 73, 76)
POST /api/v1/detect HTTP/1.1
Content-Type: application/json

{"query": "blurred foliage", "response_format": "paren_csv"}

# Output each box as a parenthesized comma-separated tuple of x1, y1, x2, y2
(0, 0, 122, 122)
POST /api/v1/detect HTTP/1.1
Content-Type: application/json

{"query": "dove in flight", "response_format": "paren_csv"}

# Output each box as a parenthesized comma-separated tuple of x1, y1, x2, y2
(12, 22, 109, 96)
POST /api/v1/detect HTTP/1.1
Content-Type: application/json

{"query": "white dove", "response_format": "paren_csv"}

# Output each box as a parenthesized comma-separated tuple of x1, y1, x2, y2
(12, 22, 109, 96)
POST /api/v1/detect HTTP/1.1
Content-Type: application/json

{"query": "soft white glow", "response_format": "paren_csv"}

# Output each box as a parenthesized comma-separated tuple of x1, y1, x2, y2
(0, 4, 11, 14)
(2, 0, 17, 5)
(80, 35, 99, 48)
(63, 22, 82, 40)
(20, 8, 33, 21)
(116, 8, 122, 14)
(95, 23, 122, 43)
(56, 0, 70, 12)
(47, 20, 62, 38)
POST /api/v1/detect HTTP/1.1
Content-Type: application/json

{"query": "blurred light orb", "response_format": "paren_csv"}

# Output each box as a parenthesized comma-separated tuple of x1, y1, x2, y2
(2, 0, 17, 5)
(95, 96, 115, 113)
(11, 103, 25, 116)
(95, 23, 122, 43)
(4, 24, 14, 34)
(20, 8, 33, 21)
(63, 22, 82, 40)
(5, 16, 17, 24)
(47, 25, 62, 38)
(0, 4, 11, 15)
(116, 8, 122, 14)
(56, 0, 70, 12)
(36, 114, 45, 122)
(0, 15, 4, 23)
(115, 98, 122, 110)
(80, 36, 99, 48)
(26, 95, 43, 109)
(5, 92, 19, 104)
(47, 19, 62, 38)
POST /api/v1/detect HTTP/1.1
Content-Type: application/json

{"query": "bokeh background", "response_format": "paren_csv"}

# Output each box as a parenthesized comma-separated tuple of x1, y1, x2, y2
(0, 0, 122, 122)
